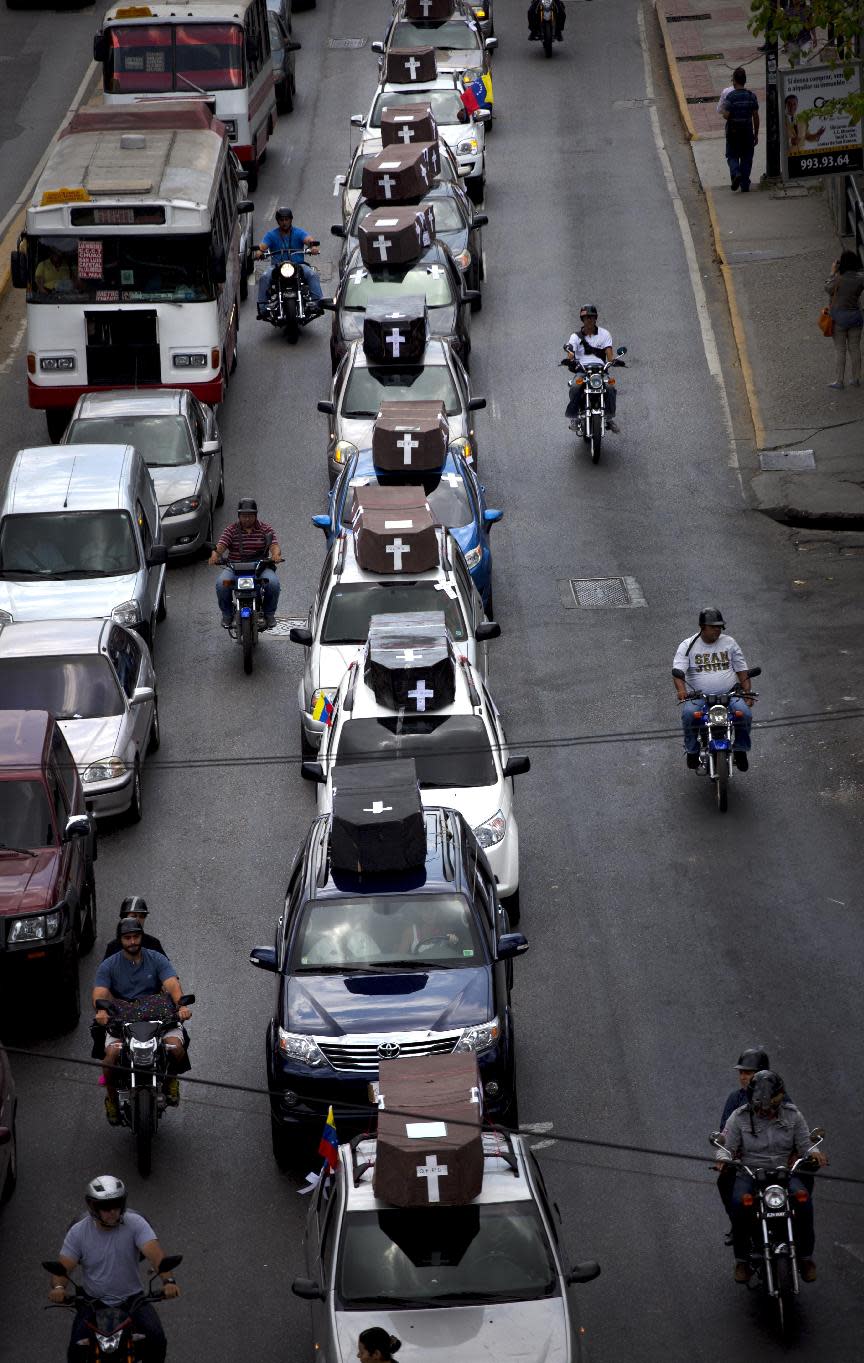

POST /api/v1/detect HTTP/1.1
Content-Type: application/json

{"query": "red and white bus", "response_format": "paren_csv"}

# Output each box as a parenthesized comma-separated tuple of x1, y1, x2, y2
(94, 0, 278, 186)
(12, 102, 248, 440)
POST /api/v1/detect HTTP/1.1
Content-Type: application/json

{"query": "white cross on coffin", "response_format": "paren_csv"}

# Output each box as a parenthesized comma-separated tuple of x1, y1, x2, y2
(404, 55, 421, 78)
(363, 800, 393, 814)
(386, 537, 410, 569)
(419, 0, 433, 14)
(386, 328, 407, 356)
(419, 161, 429, 183)
(400, 647, 421, 662)
(408, 679, 434, 711)
(398, 126, 416, 143)
(377, 174, 397, 199)
(351, 268, 367, 283)
(373, 235, 393, 261)
(427, 265, 445, 278)
(416, 1152, 448, 1201)
(398, 432, 419, 463)
(387, 310, 407, 319)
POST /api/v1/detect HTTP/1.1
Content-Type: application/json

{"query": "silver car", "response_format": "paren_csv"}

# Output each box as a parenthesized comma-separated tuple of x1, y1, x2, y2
(337, 129, 465, 227)
(0, 618, 158, 823)
(63, 390, 224, 558)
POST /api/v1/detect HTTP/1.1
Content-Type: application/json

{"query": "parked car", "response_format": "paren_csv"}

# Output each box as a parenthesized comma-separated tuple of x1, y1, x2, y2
(0, 1046, 16, 1205)
(269, 10, 299, 113)
(63, 389, 224, 557)
(0, 619, 159, 824)
(0, 710, 96, 1030)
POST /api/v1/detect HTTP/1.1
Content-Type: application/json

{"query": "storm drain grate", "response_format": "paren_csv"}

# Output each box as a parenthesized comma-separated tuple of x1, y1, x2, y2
(759, 449, 816, 471)
(666, 12, 712, 19)
(328, 36, 367, 48)
(678, 52, 723, 60)
(560, 576, 646, 608)
(687, 94, 722, 103)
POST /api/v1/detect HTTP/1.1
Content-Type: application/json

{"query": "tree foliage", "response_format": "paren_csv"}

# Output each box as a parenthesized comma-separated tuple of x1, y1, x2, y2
(749, 0, 864, 119)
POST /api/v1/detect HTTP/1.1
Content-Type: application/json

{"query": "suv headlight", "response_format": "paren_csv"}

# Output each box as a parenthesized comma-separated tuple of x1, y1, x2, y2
(463, 544, 482, 570)
(163, 495, 202, 518)
(9, 910, 62, 943)
(111, 601, 140, 627)
(457, 137, 479, 156)
(334, 440, 358, 465)
(474, 809, 505, 848)
(83, 757, 127, 784)
(455, 1018, 500, 1053)
(453, 248, 472, 273)
(277, 1029, 328, 1067)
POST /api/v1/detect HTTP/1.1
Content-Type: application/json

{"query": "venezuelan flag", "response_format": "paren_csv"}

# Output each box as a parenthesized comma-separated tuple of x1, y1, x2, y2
(318, 1105, 339, 1171)
(462, 71, 493, 108)
(312, 693, 334, 725)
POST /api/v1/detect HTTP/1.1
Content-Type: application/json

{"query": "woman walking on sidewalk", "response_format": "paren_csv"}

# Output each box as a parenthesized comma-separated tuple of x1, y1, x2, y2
(825, 250, 864, 389)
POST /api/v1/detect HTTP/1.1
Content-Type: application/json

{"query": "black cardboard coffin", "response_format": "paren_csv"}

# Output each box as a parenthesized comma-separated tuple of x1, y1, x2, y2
(358, 206, 435, 269)
(414, 139, 441, 178)
(365, 611, 456, 713)
(330, 759, 426, 874)
(374, 1053, 483, 1208)
(383, 46, 437, 85)
(405, 0, 454, 18)
(352, 487, 439, 576)
(362, 295, 428, 366)
(361, 145, 435, 205)
(381, 103, 439, 150)
(372, 399, 449, 471)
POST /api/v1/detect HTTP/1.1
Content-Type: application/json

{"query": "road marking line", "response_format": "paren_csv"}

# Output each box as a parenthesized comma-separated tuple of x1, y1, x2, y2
(638, 4, 739, 477)
(333, 175, 343, 196)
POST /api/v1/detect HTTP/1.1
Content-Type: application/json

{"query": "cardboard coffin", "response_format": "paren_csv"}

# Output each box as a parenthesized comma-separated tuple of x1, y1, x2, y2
(352, 486, 439, 575)
(358, 206, 435, 269)
(330, 758, 426, 874)
(381, 103, 439, 150)
(374, 1052, 483, 1207)
(383, 46, 437, 84)
(361, 145, 436, 206)
(372, 399, 449, 471)
(404, 0, 454, 18)
(362, 296, 428, 366)
(365, 610, 456, 713)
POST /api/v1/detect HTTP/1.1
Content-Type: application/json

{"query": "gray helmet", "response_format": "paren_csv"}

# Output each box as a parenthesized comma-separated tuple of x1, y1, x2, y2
(275, 206, 293, 221)
(117, 916, 143, 937)
(748, 1069, 785, 1110)
(699, 607, 726, 628)
(735, 1047, 770, 1071)
(86, 1174, 127, 1217)
(237, 497, 258, 514)
(579, 304, 598, 317)
(120, 895, 148, 919)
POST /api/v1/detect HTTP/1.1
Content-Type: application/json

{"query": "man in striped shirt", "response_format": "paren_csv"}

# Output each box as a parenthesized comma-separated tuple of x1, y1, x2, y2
(209, 497, 283, 627)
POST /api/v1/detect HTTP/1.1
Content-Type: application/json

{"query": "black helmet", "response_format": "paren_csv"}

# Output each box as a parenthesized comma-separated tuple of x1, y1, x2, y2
(117, 916, 143, 937)
(699, 607, 726, 629)
(120, 895, 148, 919)
(237, 498, 258, 514)
(275, 206, 293, 221)
(748, 1069, 785, 1110)
(86, 1174, 127, 1218)
(735, 1047, 770, 1071)
(579, 304, 598, 317)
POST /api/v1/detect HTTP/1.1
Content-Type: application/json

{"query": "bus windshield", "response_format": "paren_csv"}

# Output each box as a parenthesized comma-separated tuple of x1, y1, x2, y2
(26, 235, 214, 304)
(106, 23, 245, 94)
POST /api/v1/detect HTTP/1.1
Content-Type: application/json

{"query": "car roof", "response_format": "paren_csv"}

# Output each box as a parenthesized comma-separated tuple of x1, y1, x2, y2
(309, 807, 467, 900)
(0, 618, 108, 658)
(0, 709, 53, 769)
(72, 390, 187, 420)
(7, 446, 133, 512)
(342, 1130, 534, 1211)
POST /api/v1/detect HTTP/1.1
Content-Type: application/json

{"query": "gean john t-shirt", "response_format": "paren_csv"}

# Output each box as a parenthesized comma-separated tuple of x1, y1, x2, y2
(673, 631, 747, 695)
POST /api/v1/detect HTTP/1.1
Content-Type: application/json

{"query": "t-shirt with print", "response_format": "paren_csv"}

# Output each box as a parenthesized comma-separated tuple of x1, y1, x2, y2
(94, 948, 177, 1001)
(672, 631, 747, 694)
(567, 326, 613, 362)
(60, 1212, 157, 1304)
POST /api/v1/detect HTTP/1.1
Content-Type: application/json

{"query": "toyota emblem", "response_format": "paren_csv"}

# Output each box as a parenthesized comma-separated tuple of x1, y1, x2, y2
(377, 1042, 401, 1059)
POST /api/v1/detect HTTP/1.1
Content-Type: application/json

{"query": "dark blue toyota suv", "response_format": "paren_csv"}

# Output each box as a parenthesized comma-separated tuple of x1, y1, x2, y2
(249, 761, 527, 1167)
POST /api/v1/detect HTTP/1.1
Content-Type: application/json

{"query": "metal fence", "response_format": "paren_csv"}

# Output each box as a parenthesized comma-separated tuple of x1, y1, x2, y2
(827, 172, 864, 262)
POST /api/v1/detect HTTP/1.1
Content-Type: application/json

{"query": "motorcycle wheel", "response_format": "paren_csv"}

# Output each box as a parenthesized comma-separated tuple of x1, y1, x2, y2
(589, 413, 603, 463)
(284, 296, 299, 345)
(542, 19, 554, 55)
(775, 1256, 796, 1337)
(135, 1088, 155, 1177)
(715, 751, 730, 812)
(240, 615, 254, 675)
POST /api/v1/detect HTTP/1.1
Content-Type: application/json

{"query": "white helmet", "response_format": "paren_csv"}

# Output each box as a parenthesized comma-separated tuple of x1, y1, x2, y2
(86, 1174, 127, 1218)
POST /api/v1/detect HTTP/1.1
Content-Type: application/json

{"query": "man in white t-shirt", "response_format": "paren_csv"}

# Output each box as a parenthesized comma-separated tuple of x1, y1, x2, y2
(564, 304, 619, 431)
(671, 607, 755, 770)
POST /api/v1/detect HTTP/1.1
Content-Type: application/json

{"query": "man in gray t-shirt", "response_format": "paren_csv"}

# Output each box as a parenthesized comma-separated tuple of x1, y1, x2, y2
(48, 1174, 180, 1361)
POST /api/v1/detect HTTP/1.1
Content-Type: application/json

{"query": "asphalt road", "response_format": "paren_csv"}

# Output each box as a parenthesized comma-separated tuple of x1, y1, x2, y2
(0, 0, 863, 1360)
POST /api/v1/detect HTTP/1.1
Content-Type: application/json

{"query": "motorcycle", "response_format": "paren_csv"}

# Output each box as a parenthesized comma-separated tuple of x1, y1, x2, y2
(540, 0, 557, 55)
(211, 540, 278, 675)
(561, 345, 627, 464)
(684, 667, 760, 812)
(256, 242, 322, 344)
(710, 1129, 824, 1334)
(98, 995, 195, 1176)
(42, 1254, 182, 1360)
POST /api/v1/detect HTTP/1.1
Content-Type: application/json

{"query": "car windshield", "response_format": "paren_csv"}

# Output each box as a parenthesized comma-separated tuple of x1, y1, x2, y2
(27, 233, 214, 304)
(322, 581, 467, 643)
(105, 22, 245, 93)
(0, 779, 56, 849)
(353, 196, 464, 235)
(342, 365, 461, 418)
(335, 716, 496, 788)
(292, 892, 482, 969)
(342, 260, 454, 310)
(66, 415, 196, 467)
(349, 151, 455, 188)
(370, 89, 466, 128)
(338, 1203, 559, 1306)
(392, 19, 482, 49)
(0, 511, 139, 578)
(0, 656, 124, 720)
(343, 472, 472, 531)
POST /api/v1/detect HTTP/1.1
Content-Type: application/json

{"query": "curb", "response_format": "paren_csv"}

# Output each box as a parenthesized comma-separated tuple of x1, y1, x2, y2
(703, 185, 766, 449)
(654, 2, 698, 143)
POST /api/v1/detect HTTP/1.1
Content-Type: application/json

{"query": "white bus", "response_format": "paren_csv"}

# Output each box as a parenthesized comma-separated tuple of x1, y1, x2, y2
(94, 0, 278, 187)
(11, 101, 249, 441)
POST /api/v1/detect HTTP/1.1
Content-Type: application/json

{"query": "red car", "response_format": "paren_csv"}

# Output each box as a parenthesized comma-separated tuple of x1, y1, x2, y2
(0, 711, 96, 1030)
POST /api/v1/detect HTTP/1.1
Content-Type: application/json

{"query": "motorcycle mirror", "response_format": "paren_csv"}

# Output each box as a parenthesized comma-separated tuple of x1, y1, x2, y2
(43, 1260, 68, 1276)
(475, 620, 501, 641)
(292, 1278, 325, 1300)
(616, 345, 628, 356)
(809, 1126, 825, 1141)
(317, 400, 336, 415)
(289, 625, 313, 646)
(566, 1261, 601, 1285)
(746, 666, 761, 678)
(709, 1132, 726, 1148)
(156, 1255, 183, 1274)
(178, 994, 195, 1007)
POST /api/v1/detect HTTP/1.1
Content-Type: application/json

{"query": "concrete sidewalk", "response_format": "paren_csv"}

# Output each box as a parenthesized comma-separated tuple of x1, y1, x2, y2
(656, 0, 864, 525)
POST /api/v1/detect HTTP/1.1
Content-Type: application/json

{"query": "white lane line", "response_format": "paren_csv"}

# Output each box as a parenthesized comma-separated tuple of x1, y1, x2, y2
(637, 4, 739, 476)
(0, 318, 26, 374)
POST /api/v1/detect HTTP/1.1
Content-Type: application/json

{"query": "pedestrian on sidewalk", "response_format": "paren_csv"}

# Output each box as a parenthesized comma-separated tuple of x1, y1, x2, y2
(721, 70, 760, 192)
(825, 250, 864, 389)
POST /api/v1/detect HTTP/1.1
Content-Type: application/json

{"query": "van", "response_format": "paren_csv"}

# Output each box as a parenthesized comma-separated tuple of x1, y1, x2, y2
(0, 445, 167, 647)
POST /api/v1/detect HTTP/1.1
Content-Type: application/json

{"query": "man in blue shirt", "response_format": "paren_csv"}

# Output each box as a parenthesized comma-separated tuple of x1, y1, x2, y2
(256, 206, 322, 315)
(93, 918, 193, 1125)
(721, 68, 760, 192)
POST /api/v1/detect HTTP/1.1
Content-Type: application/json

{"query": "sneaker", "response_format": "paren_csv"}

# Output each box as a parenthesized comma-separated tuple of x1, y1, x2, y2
(733, 751, 749, 772)
(164, 1076, 180, 1107)
(104, 1093, 121, 1126)
(734, 1261, 752, 1284)
(799, 1258, 817, 1282)
(740, 184, 750, 193)
(263, 615, 277, 629)
(686, 753, 700, 770)
(220, 617, 232, 629)
(731, 175, 741, 191)
(607, 419, 620, 433)
(828, 381, 844, 390)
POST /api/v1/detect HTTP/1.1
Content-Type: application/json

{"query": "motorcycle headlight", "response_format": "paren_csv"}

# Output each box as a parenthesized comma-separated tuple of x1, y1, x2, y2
(163, 495, 201, 518)
(463, 543, 482, 570)
(277, 1028, 328, 1067)
(764, 1185, 787, 1211)
(473, 809, 505, 848)
(708, 704, 728, 724)
(334, 440, 358, 465)
(83, 756, 127, 784)
(457, 137, 479, 156)
(95, 1333, 123, 1353)
(130, 1037, 159, 1061)
(453, 248, 472, 272)
(236, 575, 255, 590)
(454, 1018, 500, 1053)
(280, 263, 296, 279)
(588, 374, 604, 390)
(111, 600, 140, 627)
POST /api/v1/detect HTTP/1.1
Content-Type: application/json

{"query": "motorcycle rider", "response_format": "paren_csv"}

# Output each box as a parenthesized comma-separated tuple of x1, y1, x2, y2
(672, 608, 754, 771)
(209, 497, 284, 629)
(716, 1048, 806, 1225)
(256, 206, 322, 318)
(47, 1174, 179, 1362)
(564, 305, 619, 432)
(102, 897, 165, 960)
(719, 1070, 827, 1284)
(527, 0, 566, 40)
(92, 918, 193, 1123)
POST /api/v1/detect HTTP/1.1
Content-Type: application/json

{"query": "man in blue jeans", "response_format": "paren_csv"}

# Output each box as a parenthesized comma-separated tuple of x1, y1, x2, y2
(256, 206, 322, 316)
(721, 68, 760, 192)
(671, 607, 755, 770)
(208, 498, 283, 628)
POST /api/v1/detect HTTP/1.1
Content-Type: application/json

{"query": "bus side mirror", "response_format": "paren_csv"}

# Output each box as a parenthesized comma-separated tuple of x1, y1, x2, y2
(10, 250, 27, 290)
(93, 32, 108, 63)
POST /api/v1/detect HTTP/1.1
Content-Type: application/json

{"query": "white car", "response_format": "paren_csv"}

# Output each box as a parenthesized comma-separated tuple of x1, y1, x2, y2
(373, 12, 497, 81)
(290, 525, 498, 754)
(306, 637, 527, 910)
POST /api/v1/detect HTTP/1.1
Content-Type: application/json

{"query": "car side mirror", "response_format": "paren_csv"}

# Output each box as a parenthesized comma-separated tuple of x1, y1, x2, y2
(330, 224, 346, 237)
(301, 761, 325, 783)
(146, 544, 168, 566)
(503, 755, 530, 778)
(567, 1261, 601, 1285)
(471, 214, 488, 228)
(289, 625, 313, 646)
(371, 40, 385, 53)
(496, 932, 528, 961)
(157, 1255, 183, 1274)
(483, 508, 502, 526)
(249, 946, 278, 972)
(237, 199, 254, 215)
(317, 400, 336, 415)
(64, 814, 91, 842)
(287, 39, 302, 51)
(292, 1278, 325, 1301)
(201, 439, 220, 456)
(93, 32, 108, 62)
(130, 686, 155, 707)
(474, 108, 492, 123)
(462, 289, 481, 304)
(350, 114, 365, 127)
(311, 514, 332, 532)
(475, 620, 501, 641)
(467, 396, 486, 412)
(10, 250, 28, 290)
(210, 245, 227, 284)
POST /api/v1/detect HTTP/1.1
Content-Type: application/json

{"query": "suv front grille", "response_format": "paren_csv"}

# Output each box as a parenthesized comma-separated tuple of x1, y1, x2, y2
(319, 1033, 460, 1073)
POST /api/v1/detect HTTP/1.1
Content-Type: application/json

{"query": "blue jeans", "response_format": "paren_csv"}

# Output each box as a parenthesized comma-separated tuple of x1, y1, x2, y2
(681, 697, 751, 753)
(216, 567, 280, 621)
(257, 262, 322, 307)
(726, 131, 755, 189)
(731, 1172, 814, 1261)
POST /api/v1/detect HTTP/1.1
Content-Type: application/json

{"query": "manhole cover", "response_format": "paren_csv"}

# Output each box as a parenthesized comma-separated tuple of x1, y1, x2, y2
(328, 36, 367, 48)
(759, 449, 816, 471)
(560, 576, 646, 608)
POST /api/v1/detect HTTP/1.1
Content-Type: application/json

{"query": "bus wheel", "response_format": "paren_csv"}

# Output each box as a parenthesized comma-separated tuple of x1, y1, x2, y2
(45, 409, 71, 443)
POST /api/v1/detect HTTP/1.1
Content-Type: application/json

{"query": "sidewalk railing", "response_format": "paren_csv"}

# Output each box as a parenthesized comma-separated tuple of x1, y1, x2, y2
(827, 172, 864, 261)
